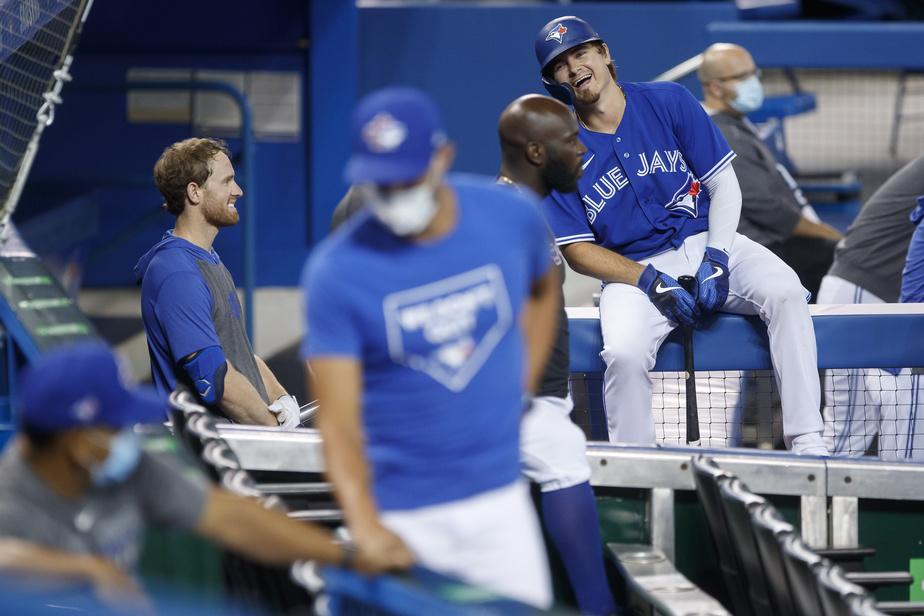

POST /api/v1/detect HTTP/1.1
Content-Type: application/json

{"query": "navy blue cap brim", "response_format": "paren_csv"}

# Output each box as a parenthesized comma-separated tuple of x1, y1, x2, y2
(344, 154, 429, 185)
(112, 387, 167, 428)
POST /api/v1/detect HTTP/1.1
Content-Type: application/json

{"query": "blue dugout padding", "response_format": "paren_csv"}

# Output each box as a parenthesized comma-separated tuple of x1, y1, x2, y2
(706, 22, 924, 70)
(568, 305, 924, 374)
(746, 92, 815, 125)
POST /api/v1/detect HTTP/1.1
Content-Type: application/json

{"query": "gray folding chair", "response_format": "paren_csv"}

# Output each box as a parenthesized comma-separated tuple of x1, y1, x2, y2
(691, 455, 753, 616)
(718, 477, 775, 616)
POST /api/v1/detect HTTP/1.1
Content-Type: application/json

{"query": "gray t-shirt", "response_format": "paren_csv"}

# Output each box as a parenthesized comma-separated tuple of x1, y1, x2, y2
(196, 258, 269, 404)
(0, 445, 208, 572)
(711, 111, 803, 247)
(829, 154, 924, 302)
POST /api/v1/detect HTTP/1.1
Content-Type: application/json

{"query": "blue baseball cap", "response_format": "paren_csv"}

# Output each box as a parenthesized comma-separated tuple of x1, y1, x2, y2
(345, 87, 447, 185)
(16, 342, 166, 433)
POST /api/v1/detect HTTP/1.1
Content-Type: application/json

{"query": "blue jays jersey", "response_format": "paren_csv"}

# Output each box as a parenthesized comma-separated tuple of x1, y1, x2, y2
(900, 197, 924, 303)
(544, 81, 735, 260)
(301, 174, 551, 511)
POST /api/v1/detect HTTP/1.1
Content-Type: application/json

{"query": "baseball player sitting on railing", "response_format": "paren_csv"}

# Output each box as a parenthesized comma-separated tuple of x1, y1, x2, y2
(534, 15, 828, 455)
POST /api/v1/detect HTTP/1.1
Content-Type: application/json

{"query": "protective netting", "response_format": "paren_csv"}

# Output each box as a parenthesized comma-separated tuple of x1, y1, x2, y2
(759, 68, 924, 176)
(571, 368, 924, 460)
(0, 0, 90, 223)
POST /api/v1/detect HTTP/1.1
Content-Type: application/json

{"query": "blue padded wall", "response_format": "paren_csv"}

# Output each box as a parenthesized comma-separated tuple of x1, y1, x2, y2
(18, 1, 736, 286)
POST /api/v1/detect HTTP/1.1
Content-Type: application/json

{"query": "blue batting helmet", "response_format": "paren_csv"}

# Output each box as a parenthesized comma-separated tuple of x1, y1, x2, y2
(534, 16, 602, 104)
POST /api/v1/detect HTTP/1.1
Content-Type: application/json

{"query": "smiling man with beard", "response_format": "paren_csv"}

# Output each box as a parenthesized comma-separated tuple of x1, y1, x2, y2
(497, 94, 618, 615)
(136, 138, 297, 428)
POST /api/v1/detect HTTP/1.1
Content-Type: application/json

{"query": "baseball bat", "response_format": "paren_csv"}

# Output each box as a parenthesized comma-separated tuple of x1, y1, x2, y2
(677, 275, 701, 446)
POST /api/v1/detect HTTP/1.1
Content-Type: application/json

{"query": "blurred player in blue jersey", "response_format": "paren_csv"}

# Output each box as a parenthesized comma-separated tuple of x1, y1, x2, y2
(497, 94, 617, 615)
(534, 16, 827, 454)
(302, 87, 560, 607)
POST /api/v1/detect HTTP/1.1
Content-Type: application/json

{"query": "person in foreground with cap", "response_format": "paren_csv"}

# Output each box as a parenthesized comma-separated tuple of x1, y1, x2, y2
(0, 342, 397, 612)
(533, 16, 828, 455)
(301, 87, 561, 607)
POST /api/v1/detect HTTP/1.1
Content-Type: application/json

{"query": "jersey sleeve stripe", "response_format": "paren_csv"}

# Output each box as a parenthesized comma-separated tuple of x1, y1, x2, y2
(555, 233, 596, 246)
(698, 150, 737, 184)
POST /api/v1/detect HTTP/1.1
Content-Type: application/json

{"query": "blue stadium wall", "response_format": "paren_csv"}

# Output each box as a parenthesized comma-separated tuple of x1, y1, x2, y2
(20, 1, 734, 287)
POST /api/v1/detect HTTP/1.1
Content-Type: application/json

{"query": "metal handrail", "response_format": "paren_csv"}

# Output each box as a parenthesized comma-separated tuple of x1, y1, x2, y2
(653, 53, 703, 82)
(213, 425, 924, 501)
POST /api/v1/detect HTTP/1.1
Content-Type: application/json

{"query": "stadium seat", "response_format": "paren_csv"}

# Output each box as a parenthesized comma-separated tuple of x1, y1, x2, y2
(851, 596, 889, 615)
(717, 477, 775, 616)
(750, 504, 800, 614)
(782, 534, 829, 616)
(178, 413, 221, 466)
(690, 455, 753, 615)
(817, 560, 924, 616)
(202, 439, 245, 477)
(818, 564, 867, 616)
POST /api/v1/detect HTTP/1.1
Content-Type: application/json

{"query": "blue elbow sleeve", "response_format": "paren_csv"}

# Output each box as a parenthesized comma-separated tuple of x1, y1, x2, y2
(180, 346, 227, 405)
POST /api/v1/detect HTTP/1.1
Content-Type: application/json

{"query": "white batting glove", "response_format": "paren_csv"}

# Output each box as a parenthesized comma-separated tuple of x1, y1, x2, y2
(268, 394, 301, 430)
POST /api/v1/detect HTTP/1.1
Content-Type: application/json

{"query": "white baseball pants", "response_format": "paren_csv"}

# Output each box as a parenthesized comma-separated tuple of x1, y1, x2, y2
(818, 275, 924, 460)
(380, 480, 552, 608)
(520, 394, 592, 492)
(599, 231, 823, 447)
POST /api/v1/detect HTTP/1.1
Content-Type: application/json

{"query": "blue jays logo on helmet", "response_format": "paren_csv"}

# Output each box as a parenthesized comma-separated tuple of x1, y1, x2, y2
(535, 16, 602, 104)
(545, 23, 568, 44)
(535, 16, 602, 75)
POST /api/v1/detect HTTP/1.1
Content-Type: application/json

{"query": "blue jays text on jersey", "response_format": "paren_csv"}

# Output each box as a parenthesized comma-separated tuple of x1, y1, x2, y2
(543, 81, 736, 260)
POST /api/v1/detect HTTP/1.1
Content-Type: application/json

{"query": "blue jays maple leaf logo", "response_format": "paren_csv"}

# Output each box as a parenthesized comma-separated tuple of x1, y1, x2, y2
(546, 24, 568, 44)
(665, 173, 701, 218)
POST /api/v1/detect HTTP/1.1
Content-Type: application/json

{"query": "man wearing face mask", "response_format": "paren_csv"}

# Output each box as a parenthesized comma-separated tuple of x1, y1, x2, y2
(302, 87, 561, 607)
(0, 342, 397, 612)
(700, 43, 843, 299)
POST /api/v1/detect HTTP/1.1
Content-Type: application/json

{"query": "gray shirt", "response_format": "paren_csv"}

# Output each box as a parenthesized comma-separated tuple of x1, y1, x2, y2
(0, 445, 208, 572)
(830, 154, 924, 302)
(197, 258, 269, 404)
(711, 111, 803, 246)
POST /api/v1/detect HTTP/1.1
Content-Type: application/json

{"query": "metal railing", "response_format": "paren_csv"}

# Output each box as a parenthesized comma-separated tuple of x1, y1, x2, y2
(217, 425, 924, 558)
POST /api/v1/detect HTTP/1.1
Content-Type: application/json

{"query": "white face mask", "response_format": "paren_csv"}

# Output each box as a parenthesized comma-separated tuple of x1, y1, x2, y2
(730, 74, 764, 114)
(362, 166, 443, 237)
(359, 155, 446, 237)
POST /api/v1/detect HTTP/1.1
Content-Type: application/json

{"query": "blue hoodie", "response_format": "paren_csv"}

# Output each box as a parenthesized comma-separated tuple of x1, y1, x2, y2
(134, 231, 264, 402)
